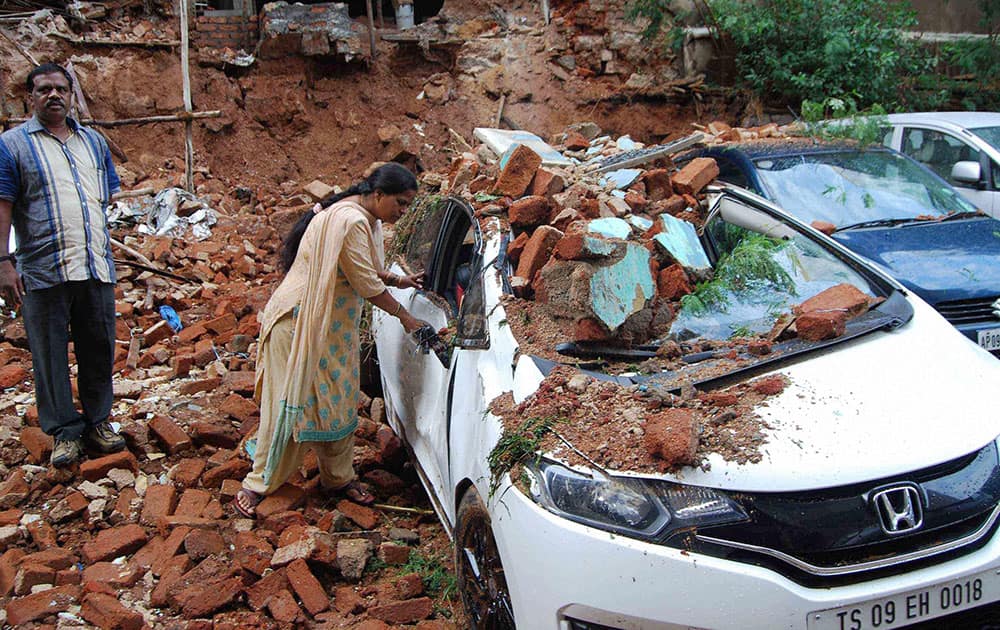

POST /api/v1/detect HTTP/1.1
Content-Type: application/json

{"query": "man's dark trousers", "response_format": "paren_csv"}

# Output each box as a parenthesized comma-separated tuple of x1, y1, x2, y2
(21, 279, 116, 441)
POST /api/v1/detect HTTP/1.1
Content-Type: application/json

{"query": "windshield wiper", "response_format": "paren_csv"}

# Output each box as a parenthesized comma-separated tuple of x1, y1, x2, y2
(555, 341, 658, 360)
(933, 211, 982, 223)
(833, 218, 922, 233)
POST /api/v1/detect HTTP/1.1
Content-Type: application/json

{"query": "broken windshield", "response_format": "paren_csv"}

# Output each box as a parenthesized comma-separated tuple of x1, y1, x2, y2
(752, 150, 978, 227)
(669, 210, 877, 341)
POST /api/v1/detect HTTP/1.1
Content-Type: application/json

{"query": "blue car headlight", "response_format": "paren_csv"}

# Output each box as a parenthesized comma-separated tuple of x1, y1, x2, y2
(526, 459, 748, 539)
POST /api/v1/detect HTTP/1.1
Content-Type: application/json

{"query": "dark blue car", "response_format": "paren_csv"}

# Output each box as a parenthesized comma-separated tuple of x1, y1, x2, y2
(681, 142, 1000, 354)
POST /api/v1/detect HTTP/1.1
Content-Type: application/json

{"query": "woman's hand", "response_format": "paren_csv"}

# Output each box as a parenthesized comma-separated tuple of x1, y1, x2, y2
(396, 272, 423, 290)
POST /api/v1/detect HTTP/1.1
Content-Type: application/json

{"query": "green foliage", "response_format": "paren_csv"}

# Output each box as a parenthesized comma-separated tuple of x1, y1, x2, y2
(487, 416, 560, 497)
(799, 99, 889, 147)
(681, 231, 794, 315)
(627, 0, 686, 52)
(706, 0, 929, 110)
(403, 550, 457, 601)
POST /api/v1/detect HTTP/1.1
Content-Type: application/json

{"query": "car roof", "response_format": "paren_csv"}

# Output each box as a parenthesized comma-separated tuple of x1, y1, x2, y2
(886, 111, 1000, 131)
(698, 139, 892, 159)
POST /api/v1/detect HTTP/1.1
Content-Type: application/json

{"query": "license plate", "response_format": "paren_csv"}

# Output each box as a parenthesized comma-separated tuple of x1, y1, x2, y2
(980, 327, 1000, 351)
(807, 569, 1000, 630)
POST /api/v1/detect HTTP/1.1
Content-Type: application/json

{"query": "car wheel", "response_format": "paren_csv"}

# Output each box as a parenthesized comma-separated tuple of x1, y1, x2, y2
(455, 488, 516, 629)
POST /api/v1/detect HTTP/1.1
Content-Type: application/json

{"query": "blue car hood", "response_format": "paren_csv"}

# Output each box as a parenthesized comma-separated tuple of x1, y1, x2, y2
(833, 218, 1000, 305)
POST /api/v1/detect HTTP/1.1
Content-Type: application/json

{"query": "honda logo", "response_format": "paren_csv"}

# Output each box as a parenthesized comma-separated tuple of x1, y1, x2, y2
(872, 485, 923, 535)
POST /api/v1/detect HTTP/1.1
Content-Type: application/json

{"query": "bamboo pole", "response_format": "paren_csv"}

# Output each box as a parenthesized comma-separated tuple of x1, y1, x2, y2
(180, 0, 195, 193)
(50, 32, 179, 48)
(6, 110, 223, 127)
(365, 0, 377, 59)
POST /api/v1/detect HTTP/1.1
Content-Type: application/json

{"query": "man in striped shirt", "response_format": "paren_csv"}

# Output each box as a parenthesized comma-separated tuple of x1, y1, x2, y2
(0, 63, 126, 467)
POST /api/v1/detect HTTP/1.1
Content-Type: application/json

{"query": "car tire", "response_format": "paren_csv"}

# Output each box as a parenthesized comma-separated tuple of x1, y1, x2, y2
(455, 488, 516, 629)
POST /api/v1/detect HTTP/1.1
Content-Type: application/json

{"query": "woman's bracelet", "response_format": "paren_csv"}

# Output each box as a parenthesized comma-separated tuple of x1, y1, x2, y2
(392, 303, 402, 317)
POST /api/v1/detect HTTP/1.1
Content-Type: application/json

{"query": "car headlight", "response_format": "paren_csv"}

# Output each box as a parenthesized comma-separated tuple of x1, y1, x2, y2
(526, 459, 748, 540)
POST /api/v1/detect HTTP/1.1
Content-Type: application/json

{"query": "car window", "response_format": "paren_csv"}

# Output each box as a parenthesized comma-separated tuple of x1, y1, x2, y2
(968, 126, 1000, 188)
(901, 128, 977, 183)
(455, 264, 487, 346)
(752, 150, 978, 227)
(399, 196, 449, 276)
(714, 156, 750, 189)
(670, 212, 876, 341)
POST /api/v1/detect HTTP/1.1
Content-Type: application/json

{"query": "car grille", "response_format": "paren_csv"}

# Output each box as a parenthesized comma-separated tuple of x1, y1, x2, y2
(682, 442, 1000, 587)
(935, 296, 1000, 325)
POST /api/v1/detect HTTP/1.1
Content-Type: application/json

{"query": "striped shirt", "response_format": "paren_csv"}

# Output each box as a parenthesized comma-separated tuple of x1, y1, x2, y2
(0, 116, 120, 291)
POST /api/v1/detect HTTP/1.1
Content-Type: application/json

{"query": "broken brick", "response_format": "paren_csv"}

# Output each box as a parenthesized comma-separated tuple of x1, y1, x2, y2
(796, 310, 848, 341)
(337, 500, 379, 530)
(643, 408, 699, 468)
(368, 597, 434, 624)
(189, 421, 240, 449)
(81, 592, 145, 630)
(148, 415, 193, 454)
(200, 458, 250, 488)
(168, 458, 206, 488)
(4, 584, 80, 625)
(671, 157, 719, 196)
(18, 426, 52, 464)
(795, 283, 871, 319)
(514, 225, 563, 283)
(256, 484, 306, 520)
(493, 144, 542, 198)
(244, 567, 290, 611)
(140, 483, 178, 526)
(220, 393, 259, 423)
(234, 531, 274, 576)
(508, 195, 551, 227)
(267, 589, 303, 623)
(80, 450, 139, 481)
(286, 558, 330, 615)
(81, 524, 148, 564)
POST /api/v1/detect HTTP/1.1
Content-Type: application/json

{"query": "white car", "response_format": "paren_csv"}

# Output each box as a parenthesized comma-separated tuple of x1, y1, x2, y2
(374, 187, 1000, 629)
(882, 112, 1000, 217)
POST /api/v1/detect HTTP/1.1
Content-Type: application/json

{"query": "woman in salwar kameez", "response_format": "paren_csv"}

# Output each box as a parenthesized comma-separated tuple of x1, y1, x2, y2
(234, 163, 423, 517)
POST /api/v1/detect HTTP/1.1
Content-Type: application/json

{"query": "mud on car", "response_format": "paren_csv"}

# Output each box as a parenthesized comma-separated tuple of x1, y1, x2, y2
(374, 185, 1000, 630)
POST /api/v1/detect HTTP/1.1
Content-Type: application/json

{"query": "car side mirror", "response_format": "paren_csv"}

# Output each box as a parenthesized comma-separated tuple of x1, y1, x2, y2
(951, 160, 982, 186)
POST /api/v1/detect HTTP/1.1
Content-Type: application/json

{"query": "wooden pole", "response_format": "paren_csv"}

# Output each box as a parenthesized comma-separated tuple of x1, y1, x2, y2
(180, 0, 195, 193)
(0, 66, 7, 132)
(365, 0, 377, 59)
(6, 110, 223, 127)
(376, 0, 384, 28)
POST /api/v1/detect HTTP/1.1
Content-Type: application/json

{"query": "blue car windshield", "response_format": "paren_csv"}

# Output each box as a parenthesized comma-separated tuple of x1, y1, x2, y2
(752, 150, 978, 227)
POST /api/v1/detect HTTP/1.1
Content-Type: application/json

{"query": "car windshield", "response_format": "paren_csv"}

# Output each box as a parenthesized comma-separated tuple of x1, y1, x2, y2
(752, 150, 978, 228)
(971, 126, 1000, 153)
(668, 203, 879, 341)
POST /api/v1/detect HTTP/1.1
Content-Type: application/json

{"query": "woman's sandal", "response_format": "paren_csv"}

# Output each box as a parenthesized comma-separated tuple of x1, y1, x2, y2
(233, 488, 262, 518)
(329, 480, 375, 506)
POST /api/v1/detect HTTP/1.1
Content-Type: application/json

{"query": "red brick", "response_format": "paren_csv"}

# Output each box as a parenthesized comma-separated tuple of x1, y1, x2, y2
(183, 528, 225, 561)
(394, 572, 424, 599)
(200, 457, 250, 488)
(796, 310, 848, 341)
(142, 320, 173, 347)
(573, 317, 611, 342)
(244, 567, 289, 611)
(624, 190, 648, 212)
(795, 283, 870, 319)
(55, 567, 81, 586)
(377, 424, 402, 463)
(223, 369, 256, 395)
(642, 168, 674, 201)
(256, 484, 305, 520)
(657, 264, 692, 300)
(168, 457, 206, 488)
(149, 555, 190, 607)
(515, 225, 563, 283)
(334, 585, 366, 614)
(13, 563, 55, 595)
(4, 584, 80, 625)
(643, 408, 699, 467)
(140, 483, 178, 525)
(0, 508, 22, 525)
(266, 588, 303, 623)
(564, 130, 589, 150)
(286, 558, 329, 615)
(150, 526, 192, 577)
(493, 144, 542, 198)
(671, 157, 719, 196)
(0, 469, 29, 508)
(379, 543, 411, 565)
(129, 535, 163, 572)
(336, 500, 380, 530)
(506, 230, 529, 265)
(203, 312, 237, 334)
(180, 575, 244, 618)
(18, 426, 52, 464)
(82, 560, 144, 587)
(190, 421, 240, 449)
(0, 548, 25, 596)
(175, 488, 212, 517)
(0, 364, 28, 388)
(220, 393, 259, 423)
(81, 524, 148, 563)
(368, 597, 434, 623)
(80, 450, 139, 481)
(508, 195, 550, 227)
(171, 354, 194, 379)
(25, 517, 57, 547)
(113, 487, 139, 521)
(81, 592, 145, 630)
(177, 322, 208, 344)
(234, 531, 274, 576)
(50, 491, 89, 522)
(262, 510, 308, 534)
(19, 548, 76, 570)
(529, 167, 565, 198)
(701, 392, 739, 407)
(178, 376, 221, 396)
(148, 415, 193, 454)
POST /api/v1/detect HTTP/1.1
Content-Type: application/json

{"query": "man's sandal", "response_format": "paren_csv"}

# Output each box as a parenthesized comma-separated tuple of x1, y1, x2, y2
(329, 480, 375, 506)
(233, 488, 262, 518)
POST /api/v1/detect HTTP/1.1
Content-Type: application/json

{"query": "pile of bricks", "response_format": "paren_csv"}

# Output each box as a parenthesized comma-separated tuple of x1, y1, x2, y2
(0, 182, 459, 627)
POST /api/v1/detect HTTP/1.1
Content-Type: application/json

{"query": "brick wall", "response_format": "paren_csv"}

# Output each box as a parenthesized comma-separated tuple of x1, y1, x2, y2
(195, 14, 258, 50)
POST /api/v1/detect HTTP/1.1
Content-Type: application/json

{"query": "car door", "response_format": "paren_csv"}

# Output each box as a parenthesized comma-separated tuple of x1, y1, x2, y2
(898, 126, 998, 215)
(380, 196, 482, 509)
